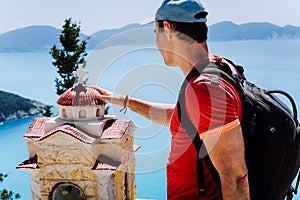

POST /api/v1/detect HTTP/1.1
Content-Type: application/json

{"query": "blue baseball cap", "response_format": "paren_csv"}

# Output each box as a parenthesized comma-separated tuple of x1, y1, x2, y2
(141, 0, 208, 25)
(156, 0, 208, 23)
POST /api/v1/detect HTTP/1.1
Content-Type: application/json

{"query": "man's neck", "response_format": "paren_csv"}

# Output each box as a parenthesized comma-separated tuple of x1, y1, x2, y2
(177, 43, 210, 77)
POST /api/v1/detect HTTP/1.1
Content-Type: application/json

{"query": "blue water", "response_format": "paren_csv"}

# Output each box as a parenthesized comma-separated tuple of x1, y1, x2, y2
(0, 40, 300, 199)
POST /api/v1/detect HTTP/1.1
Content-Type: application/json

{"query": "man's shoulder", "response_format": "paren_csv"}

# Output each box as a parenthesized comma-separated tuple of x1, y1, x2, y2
(186, 71, 240, 100)
(184, 74, 212, 99)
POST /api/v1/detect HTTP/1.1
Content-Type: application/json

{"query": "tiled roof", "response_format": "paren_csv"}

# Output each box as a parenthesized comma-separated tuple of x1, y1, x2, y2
(24, 118, 51, 138)
(16, 155, 38, 170)
(25, 117, 133, 143)
(24, 118, 97, 143)
(133, 145, 141, 152)
(94, 162, 118, 171)
(92, 154, 121, 171)
(37, 124, 96, 144)
(100, 120, 132, 140)
(57, 84, 104, 106)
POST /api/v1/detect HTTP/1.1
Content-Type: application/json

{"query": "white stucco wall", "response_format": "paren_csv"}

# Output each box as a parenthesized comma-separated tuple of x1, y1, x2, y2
(58, 105, 105, 121)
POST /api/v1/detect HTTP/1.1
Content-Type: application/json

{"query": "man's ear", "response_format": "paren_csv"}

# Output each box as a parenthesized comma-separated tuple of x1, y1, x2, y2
(163, 21, 173, 41)
(163, 20, 173, 30)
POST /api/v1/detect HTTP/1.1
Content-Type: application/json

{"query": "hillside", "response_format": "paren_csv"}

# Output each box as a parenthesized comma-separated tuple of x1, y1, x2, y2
(0, 21, 300, 52)
(0, 90, 46, 122)
(208, 21, 300, 41)
(0, 25, 60, 52)
(90, 23, 155, 48)
(0, 25, 97, 52)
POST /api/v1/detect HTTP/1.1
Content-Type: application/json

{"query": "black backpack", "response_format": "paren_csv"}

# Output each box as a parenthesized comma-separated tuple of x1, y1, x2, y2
(177, 58, 300, 200)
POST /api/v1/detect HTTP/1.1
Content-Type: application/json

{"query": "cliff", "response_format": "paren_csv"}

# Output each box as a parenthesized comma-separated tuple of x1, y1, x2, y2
(0, 90, 46, 122)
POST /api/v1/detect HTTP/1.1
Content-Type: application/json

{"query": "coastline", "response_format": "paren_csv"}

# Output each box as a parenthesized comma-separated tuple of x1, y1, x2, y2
(0, 107, 42, 123)
(0, 90, 47, 124)
(0, 100, 46, 123)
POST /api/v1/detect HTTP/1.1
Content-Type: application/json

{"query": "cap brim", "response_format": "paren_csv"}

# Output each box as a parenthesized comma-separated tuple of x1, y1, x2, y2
(139, 17, 155, 26)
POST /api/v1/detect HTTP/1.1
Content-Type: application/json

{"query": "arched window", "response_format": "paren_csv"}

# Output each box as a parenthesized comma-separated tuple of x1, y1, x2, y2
(62, 109, 67, 118)
(79, 110, 86, 118)
(96, 108, 101, 117)
(50, 182, 86, 200)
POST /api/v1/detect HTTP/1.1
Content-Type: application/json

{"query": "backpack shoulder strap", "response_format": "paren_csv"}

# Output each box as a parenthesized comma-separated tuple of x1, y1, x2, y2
(177, 63, 223, 196)
(202, 62, 243, 93)
(177, 59, 247, 196)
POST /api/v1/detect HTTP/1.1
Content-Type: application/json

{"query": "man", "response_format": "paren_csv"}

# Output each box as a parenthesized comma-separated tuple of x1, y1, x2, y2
(98, 0, 250, 199)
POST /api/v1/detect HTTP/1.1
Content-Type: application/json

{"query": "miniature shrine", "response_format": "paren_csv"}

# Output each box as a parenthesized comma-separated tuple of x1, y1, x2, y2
(17, 65, 140, 200)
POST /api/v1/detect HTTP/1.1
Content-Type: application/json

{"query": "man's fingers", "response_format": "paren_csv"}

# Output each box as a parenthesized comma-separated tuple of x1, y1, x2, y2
(87, 85, 111, 96)
(98, 88, 111, 96)
(98, 94, 112, 102)
(87, 85, 124, 106)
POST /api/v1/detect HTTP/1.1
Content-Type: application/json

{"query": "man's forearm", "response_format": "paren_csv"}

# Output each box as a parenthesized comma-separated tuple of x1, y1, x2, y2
(204, 125, 250, 200)
(89, 86, 175, 125)
(128, 96, 174, 126)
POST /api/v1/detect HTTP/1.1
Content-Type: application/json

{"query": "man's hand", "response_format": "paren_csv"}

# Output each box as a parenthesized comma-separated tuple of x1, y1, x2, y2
(87, 85, 174, 126)
(87, 86, 126, 107)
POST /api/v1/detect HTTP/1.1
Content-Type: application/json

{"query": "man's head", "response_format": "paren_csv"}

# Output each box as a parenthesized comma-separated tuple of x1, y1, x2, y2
(155, 0, 208, 23)
(153, 0, 209, 68)
(154, 0, 208, 43)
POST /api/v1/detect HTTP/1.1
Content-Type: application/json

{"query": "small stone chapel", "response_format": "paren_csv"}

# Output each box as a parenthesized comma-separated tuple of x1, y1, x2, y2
(17, 65, 140, 200)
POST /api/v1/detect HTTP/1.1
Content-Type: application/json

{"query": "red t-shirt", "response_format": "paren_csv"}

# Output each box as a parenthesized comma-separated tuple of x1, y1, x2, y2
(168, 68, 242, 199)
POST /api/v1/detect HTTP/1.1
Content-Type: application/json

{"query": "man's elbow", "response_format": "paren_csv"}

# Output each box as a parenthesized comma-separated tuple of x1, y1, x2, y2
(219, 168, 249, 186)
(237, 171, 249, 189)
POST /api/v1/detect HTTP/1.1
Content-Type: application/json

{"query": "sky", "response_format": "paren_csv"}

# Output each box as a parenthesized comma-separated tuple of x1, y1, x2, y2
(1, 0, 300, 35)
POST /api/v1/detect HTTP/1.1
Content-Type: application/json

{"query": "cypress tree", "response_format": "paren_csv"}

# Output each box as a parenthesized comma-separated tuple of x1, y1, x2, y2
(50, 18, 89, 95)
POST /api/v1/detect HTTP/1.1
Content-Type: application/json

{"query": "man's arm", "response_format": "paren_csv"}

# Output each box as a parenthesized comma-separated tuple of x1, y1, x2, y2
(203, 124, 250, 200)
(127, 96, 175, 126)
(89, 86, 174, 126)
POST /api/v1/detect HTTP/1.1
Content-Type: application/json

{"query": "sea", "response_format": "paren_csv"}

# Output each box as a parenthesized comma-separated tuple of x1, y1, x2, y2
(0, 39, 300, 200)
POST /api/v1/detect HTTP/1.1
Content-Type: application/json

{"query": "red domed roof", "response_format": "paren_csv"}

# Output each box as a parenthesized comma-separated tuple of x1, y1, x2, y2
(57, 84, 104, 106)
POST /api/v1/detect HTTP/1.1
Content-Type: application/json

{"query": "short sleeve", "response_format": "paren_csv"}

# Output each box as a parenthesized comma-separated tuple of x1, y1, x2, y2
(185, 74, 242, 139)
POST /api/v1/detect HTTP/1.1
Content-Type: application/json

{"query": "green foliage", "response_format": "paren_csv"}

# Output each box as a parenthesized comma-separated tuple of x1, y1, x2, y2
(0, 91, 36, 118)
(0, 174, 7, 183)
(39, 105, 54, 117)
(0, 173, 20, 200)
(105, 104, 110, 115)
(50, 18, 89, 95)
(0, 189, 20, 200)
